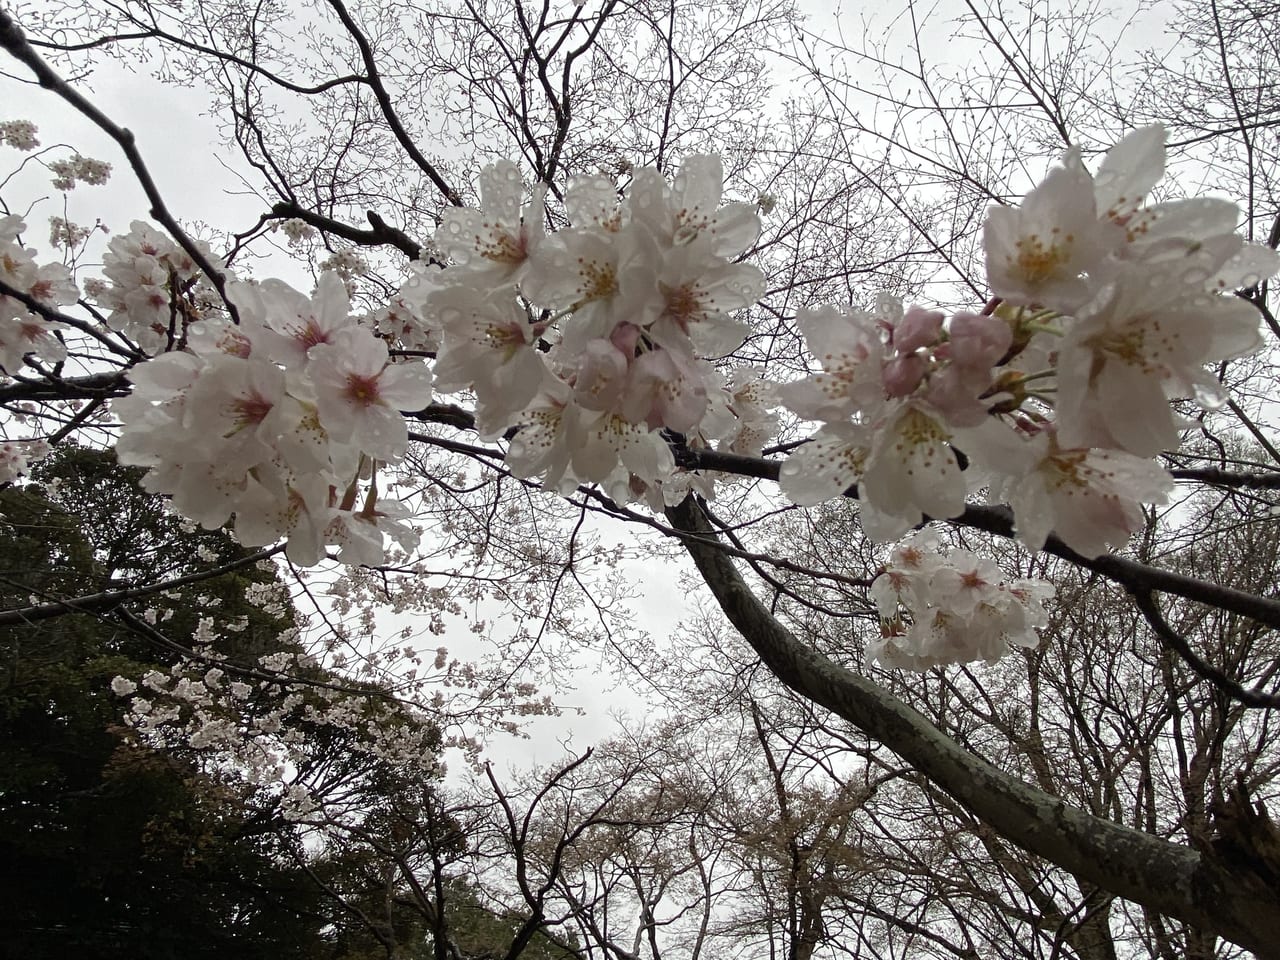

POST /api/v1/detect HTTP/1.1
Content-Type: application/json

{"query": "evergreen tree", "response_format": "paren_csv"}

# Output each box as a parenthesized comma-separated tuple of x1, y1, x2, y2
(0, 449, 328, 959)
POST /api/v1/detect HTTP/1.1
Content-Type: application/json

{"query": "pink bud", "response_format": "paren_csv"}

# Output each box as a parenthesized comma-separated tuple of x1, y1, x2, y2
(609, 321, 643, 357)
(894, 306, 945, 352)
(948, 312, 1012, 369)
(925, 367, 990, 427)
(882, 353, 927, 398)
(573, 339, 629, 410)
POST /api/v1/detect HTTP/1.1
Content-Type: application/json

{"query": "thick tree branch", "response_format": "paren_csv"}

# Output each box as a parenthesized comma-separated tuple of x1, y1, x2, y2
(665, 494, 1280, 956)
(269, 201, 425, 261)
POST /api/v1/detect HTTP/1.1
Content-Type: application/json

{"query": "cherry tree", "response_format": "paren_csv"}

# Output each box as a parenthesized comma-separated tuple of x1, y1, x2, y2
(3, 0, 1280, 954)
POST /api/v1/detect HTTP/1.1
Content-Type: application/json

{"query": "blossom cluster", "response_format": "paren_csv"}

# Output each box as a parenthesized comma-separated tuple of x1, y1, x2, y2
(409, 157, 776, 505)
(0, 214, 77, 374)
(47, 154, 112, 191)
(0, 437, 50, 484)
(113, 269, 433, 564)
(113, 641, 443, 826)
(0, 119, 38, 151)
(105, 585, 560, 818)
(867, 527, 1054, 669)
(777, 127, 1279, 558)
(83, 219, 222, 353)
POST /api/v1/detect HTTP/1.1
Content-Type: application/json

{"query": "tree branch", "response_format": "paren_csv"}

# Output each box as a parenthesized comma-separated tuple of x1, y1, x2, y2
(0, 9, 238, 321)
(664, 494, 1280, 956)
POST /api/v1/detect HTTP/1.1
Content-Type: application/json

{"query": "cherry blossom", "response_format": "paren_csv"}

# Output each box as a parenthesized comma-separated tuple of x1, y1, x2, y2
(630, 155, 760, 257)
(967, 422, 1175, 557)
(16, 128, 1269, 614)
(867, 529, 1054, 670)
(774, 302, 889, 422)
(0, 437, 49, 483)
(229, 273, 355, 370)
(0, 215, 77, 373)
(984, 152, 1113, 311)
(436, 159, 546, 282)
(430, 285, 548, 437)
(777, 423, 871, 508)
(1056, 263, 1267, 456)
(309, 326, 433, 464)
(94, 220, 219, 353)
(859, 402, 968, 538)
(0, 119, 39, 151)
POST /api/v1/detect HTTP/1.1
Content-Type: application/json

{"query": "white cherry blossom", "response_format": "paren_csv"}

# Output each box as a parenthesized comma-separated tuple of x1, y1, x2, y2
(436, 160, 546, 282)
(229, 273, 355, 370)
(867, 530, 1054, 670)
(774, 303, 889, 422)
(984, 150, 1116, 311)
(309, 326, 433, 463)
(859, 402, 967, 538)
(1057, 263, 1266, 456)
(778, 422, 871, 507)
(630, 155, 760, 257)
(431, 285, 548, 437)
(971, 423, 1174, 557)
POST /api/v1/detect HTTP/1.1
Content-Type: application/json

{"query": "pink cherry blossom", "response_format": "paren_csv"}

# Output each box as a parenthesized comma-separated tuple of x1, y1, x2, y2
(309, 327, 433, 463)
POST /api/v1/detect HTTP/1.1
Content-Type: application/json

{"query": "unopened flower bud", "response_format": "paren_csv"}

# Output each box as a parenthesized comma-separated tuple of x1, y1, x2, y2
(894, 306, 945, 352)
(882, 353, 927, 398)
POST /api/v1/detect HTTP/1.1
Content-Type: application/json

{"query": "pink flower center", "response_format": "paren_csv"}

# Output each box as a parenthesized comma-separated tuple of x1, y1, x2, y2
(662, 283, 704, 330)
(293, 317, 331, 350)
(232, 392, 274, 426)
(343, 372, 382, 408)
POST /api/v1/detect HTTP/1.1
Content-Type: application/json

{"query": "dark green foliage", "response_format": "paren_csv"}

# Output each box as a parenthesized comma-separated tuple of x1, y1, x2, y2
(0, 448, 328, 959)
(0, 448, 578, 960)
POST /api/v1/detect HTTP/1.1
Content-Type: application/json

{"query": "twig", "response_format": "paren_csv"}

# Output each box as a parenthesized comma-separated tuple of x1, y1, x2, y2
(1128, 586, 1280, 710)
